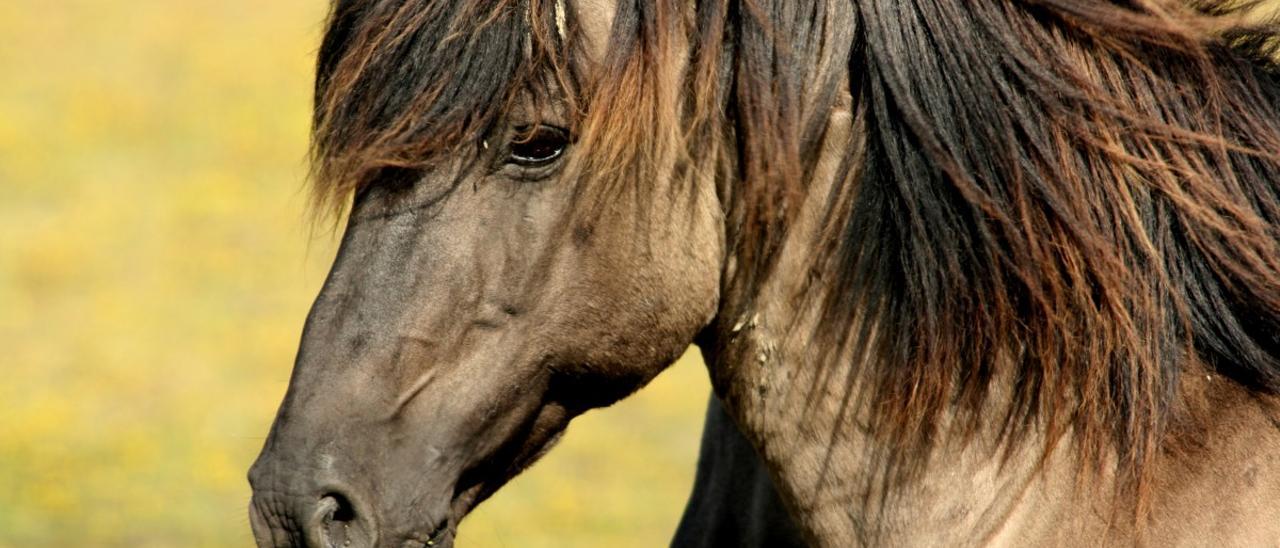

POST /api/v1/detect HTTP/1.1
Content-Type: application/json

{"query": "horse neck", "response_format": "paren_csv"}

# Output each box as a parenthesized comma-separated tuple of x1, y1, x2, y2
(698, 97, 1124, 545)
(699, 102, 1280, 547)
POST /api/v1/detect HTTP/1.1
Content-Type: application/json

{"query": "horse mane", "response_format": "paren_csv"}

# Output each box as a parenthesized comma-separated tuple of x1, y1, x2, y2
(311, 0, 1280, 507)
(797, 0, 1280, 494)
(691, 0, 1280, 505)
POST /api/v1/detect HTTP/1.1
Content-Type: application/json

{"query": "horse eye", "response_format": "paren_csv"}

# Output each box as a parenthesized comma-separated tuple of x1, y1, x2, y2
(507, 125, 569, 167)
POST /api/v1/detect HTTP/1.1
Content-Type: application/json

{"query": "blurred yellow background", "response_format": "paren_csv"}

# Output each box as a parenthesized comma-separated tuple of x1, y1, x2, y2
(0, 1, 710, 546)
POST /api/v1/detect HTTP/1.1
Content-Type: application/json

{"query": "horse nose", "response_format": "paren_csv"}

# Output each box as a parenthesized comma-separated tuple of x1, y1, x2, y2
(248, 482, 377, 547)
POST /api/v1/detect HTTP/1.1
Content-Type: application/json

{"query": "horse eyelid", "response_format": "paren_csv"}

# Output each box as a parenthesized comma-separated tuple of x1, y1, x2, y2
(506, 126, 570, 167)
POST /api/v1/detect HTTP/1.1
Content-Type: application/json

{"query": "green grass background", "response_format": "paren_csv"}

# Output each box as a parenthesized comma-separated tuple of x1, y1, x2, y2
(0, 1, 710, 546)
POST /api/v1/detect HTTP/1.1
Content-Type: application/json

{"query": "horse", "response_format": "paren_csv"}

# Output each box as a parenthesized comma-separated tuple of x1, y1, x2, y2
(248, 0, 1280, 545)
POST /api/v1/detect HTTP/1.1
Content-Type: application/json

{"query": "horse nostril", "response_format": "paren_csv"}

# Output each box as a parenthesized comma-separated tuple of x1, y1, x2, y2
(324, 492, 356, 523)
(306, 491, 370, 548)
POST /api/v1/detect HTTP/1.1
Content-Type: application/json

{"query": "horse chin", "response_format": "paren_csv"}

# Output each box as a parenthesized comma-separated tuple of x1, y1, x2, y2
(368, 417, 568, 545)
(418, 520, 456, 548)
(427, 529, 457, 548)
(424, 422, 568, 544)
(447, 477, 490, 525)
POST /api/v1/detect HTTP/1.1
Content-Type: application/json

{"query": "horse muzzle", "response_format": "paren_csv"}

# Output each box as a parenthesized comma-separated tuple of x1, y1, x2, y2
(247, 475, 379, 548)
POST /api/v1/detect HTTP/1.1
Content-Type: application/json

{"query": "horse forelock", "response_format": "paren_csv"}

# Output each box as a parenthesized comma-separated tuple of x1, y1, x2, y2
(308, 0, 692, 224)
(310, 0, 559, 217)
